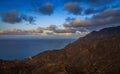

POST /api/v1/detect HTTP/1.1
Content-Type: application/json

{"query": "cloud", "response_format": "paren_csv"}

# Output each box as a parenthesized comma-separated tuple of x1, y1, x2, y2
(1, 10, 36, 24)
(28, 16, 35, 24)
(63, 8, 120, 30)
(65, 17, 76, 22)
(64, 18, 92, 27)
(0, 30, 4, 34)
(27, 27, 44, 33)
(21, 14, 28, 21)
(21, 14, 36, 24)
(30, 0, 119, 15)
(0, 29, 27, 35)
(92, 9, 120, 19)
(62, 0, 119, 15)
(28, 27, 43, 33)
(0, 27, 43, 34)
(6, 29, 25, 33)
(1, 10, 21, 24)
(35, 27, 43, 33)
(86, 0, 114, 6)
(36, 2, 54, 15)
(84, 8, 95, 15)
(64, 2, 83, 15)
(54, 28, 76, 33)
(0, 25, 89, 35)
(43, 25, 77, 33)
(44, 25, 57, 31)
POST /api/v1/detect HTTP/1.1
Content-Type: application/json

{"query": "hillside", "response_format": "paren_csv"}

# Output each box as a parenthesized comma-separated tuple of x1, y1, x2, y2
(0, 26, 120, 74)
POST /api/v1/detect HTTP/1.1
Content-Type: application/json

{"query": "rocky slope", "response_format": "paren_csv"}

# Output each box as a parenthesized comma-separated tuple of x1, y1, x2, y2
(0, 26, 120, 74)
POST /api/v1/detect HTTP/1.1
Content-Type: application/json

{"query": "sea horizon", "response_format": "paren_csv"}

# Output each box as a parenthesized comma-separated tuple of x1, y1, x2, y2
(0, 36, 77, 60)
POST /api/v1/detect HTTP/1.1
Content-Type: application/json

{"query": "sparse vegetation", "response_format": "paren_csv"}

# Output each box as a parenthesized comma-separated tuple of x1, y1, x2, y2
(0, 26, 120, 74)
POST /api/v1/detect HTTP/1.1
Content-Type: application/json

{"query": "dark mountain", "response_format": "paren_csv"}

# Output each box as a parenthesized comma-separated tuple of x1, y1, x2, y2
(0, 26, 120, 74)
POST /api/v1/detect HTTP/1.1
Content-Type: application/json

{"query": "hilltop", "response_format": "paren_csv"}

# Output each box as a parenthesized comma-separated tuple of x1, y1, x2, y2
(0, 26, 120, 74)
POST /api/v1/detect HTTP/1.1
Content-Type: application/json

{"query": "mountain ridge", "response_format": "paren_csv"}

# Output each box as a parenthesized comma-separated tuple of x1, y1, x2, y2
(0, 26, 120, 74)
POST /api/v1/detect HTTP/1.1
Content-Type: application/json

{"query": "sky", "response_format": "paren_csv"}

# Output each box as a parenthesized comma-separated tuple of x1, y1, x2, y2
(0, 0, 120, 34)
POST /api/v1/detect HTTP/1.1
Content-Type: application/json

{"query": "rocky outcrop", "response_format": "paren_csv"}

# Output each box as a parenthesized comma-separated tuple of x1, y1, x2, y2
(0, 26, 120, 74)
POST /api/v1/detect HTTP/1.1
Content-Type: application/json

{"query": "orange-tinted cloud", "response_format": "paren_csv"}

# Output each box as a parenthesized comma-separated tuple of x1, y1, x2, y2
(64, 2, 83, 15)
(64, 8, 120, 28)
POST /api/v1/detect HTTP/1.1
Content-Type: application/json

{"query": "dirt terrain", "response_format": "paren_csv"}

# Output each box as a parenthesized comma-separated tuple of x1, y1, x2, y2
(0, 26, 120, 74)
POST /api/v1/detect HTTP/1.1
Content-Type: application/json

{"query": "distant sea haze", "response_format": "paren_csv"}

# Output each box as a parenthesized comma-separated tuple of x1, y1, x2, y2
(0, 36, 77, 60)
(0, 35, 80, 39)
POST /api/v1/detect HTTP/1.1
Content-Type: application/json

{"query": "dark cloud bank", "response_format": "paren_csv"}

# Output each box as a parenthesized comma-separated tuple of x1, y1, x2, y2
(1, 10, 35, 24)
(35, 2, 53, 15)
(0, 0, 120, 34)
(64, 8, 120, 31)
(31, 0, 119, 15)
(64, 2, 83, 15)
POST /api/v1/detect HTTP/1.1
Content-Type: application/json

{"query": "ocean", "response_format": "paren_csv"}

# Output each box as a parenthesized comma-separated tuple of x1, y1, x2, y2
(0, 36, 77, 60)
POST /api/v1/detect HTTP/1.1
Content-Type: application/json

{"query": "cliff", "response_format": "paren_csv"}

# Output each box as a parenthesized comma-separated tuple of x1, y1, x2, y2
(0, 26, 120, 74)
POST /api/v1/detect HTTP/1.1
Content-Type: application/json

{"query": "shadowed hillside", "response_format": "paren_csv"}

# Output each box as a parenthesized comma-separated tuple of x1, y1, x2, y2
(0, 26, 120, 74)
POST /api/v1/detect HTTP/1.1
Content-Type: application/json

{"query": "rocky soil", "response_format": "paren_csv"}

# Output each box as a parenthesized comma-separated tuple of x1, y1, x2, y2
(0, 26, 120, 74)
